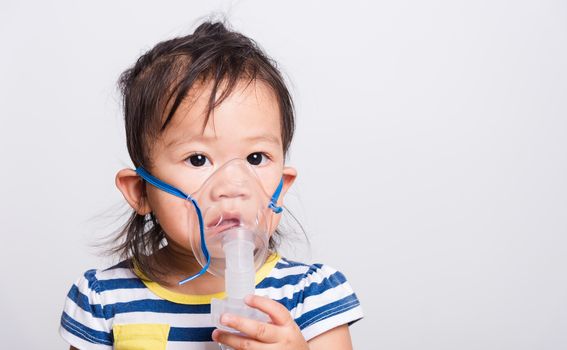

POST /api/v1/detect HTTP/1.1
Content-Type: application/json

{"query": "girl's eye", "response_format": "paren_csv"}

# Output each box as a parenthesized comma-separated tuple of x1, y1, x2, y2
(185, 154, 211, 167)
(247, 152, 269, 166)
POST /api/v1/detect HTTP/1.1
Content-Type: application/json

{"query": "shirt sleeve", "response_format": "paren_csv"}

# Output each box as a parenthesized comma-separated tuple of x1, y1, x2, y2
(59, 270, 113, 349)
(292, 264, 364, 341)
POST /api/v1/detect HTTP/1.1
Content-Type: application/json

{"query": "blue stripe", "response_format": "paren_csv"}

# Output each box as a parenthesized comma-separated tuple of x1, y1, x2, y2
(276, 259, 309, 269)
(294, 293, 361, 329)
(95, 278, 146, 292)
(280, 259, 323, 269)
(60, 311, 112, 345)
(67, 284, 106, 319)
(257, 262, 323, 289)
(168, 327, 214, 342)
(111, 299, 210, 316)
(84, 269, 101, 292)
(273, 270, 348, 311)
(68, 284, 211, 319)
(257, 266, 318, 289)
(81, 266, 150, 292)
(257, 273, 304, 289)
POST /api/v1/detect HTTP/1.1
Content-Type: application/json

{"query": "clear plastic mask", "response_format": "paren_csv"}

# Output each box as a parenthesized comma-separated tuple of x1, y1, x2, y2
(135, 158, 284, 284)
(186, 158, 278, 277)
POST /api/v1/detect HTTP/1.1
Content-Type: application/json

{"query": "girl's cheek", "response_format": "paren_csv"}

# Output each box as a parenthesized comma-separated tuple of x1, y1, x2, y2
(155, 202, 193, 244)
(256, 165, 284, 194)
(269, 213, 282, 235)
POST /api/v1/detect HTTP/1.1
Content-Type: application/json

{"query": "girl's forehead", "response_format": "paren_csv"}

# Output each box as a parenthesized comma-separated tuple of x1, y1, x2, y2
(161, 80, 282, 149)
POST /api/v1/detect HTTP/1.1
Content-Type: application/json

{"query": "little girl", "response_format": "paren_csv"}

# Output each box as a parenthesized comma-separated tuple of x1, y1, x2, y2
(60, 21, 363, 350)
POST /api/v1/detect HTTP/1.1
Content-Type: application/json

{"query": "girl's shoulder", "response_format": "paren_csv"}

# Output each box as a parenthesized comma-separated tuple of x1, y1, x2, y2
(259, 256, 364, 341)
(265, 256, 353, 290)
(68, 259, 141, 295)
(63, 258, 146, 313)
(60, 259, 142, 349)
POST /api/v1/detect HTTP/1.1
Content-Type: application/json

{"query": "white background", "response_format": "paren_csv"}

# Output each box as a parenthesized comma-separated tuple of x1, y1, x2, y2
(1, 1, 566, 349)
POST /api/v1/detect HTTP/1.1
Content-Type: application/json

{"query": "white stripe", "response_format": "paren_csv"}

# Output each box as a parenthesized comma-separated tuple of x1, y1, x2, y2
(256, 283, 298, 300)
(301, 305, 364, 341)
(113, 311, 215, 328)
(75, 277, 98, 297)
(100, 288, 162, 304)
(59, 322, 112, 350)
(268, 264, 310, 278)
(63, 295, 111, 334)
(297, 297, 360, 329)
(166, 341, 220, 350)
(289, 281, 355, 318)
(96, 267, 137, 280)
(257, 264, 339, 300)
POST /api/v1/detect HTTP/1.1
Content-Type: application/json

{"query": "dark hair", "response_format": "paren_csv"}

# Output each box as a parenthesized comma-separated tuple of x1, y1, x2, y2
(112, 20, 297, 282)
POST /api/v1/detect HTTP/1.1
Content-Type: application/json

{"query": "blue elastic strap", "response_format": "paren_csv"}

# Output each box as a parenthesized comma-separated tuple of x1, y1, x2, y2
(135, 167, 190, 200)
(135, 167, 210, 285)
(178, 196, 210, 285)
(135, 166, 284, 284)
(268, 178, 284, 214)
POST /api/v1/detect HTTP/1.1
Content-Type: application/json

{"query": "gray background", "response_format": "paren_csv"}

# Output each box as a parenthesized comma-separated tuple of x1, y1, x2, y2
(1, 0, 566, 349)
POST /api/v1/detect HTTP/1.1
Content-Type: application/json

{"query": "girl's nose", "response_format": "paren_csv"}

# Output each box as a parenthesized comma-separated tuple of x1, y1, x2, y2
(210, 181, 251, 201)
(208, 162, 253, 201)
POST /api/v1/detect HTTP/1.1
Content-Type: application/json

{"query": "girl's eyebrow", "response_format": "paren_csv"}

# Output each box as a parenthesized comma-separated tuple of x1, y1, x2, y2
(243, 135, 281, 145)
(166, 135, 201, 148)
(166, 134, 281, 148)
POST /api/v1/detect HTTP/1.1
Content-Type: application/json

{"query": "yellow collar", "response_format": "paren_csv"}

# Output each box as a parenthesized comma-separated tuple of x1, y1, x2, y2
(133, 253, 280, 305)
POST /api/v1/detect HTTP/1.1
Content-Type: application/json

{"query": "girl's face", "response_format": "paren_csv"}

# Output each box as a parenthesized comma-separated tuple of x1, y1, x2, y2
(143, 79, 296, 255)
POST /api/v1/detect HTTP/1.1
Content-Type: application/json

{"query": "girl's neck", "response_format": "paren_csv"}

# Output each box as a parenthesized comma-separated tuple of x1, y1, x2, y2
(152, 243, 225, 295)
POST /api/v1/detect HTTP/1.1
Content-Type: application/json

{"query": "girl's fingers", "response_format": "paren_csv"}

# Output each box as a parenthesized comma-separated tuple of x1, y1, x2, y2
(244, 294, 293, 326)
(219, 313, 279, 343)
(212, 329, 264, 350)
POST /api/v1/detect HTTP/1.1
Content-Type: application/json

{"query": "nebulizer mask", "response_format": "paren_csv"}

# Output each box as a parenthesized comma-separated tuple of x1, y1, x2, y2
(136, 158, 283, 340)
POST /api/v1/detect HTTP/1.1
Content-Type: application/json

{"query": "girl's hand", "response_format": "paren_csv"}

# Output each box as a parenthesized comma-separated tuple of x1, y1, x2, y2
(211, 294, 309, 350)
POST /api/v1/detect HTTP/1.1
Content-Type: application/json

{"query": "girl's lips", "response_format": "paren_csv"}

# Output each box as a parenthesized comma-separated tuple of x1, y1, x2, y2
(206, 214, 241, 236)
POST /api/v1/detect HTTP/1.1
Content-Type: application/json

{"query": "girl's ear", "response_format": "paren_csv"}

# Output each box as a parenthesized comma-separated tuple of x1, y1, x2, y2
(280, 166, 298, 199)
(115, 168, 152, 215)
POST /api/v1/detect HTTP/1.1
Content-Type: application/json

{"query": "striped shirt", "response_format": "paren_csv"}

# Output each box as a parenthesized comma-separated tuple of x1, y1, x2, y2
(59, 254, 363, 349)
